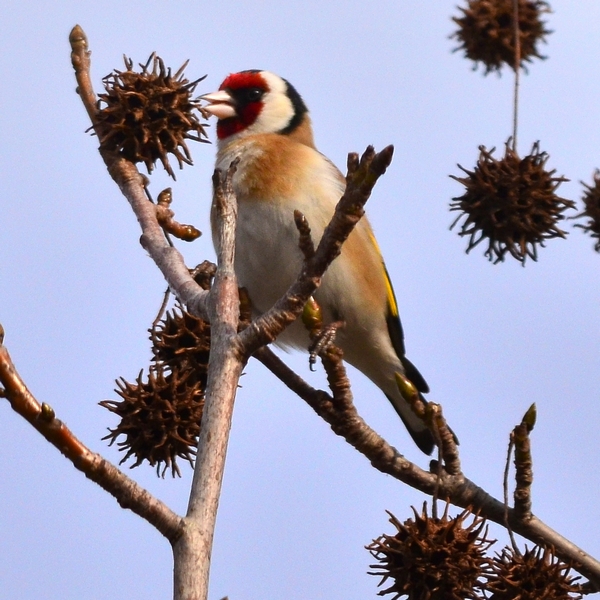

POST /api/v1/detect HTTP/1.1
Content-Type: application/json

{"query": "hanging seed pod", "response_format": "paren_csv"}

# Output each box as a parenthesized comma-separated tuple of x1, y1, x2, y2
(451, 0, 552, 74)
(487, 545, 582, 600)
(574, 171, 600, 252)
(95, 54, 209, 178)
(450, 141, 573, 263)
(150, 305, 211, 377)
(100, 365, 205, 477)
(101, 305, 210, 477)
(367, 504, 494, 600)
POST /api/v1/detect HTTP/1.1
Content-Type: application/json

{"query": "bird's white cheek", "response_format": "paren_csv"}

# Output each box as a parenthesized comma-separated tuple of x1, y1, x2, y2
(251, 92, 295, 134)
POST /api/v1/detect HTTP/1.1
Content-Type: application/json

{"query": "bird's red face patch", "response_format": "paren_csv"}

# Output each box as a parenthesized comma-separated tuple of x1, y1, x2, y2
(216, 71, 270, 140)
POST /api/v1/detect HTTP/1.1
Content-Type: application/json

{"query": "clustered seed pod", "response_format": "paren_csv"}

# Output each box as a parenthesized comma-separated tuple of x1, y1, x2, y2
(150, 306, 212, 375)
(368, 504, 588, 599)
(450, 141, 573, 263)
(487, 545, 582, 600)
(451, 0, 552, 74)
(367, 504, 494, 600)
(100, 306, 210, 477)
(101, 368, 205, 477)
(95, 54, 209, 178)
(574, 171, 600, 252)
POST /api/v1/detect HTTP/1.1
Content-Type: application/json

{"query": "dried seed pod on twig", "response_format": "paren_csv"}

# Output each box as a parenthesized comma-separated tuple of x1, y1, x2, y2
(574, 171, 600, 252)
(487, 545, 583, 600)
(100, 366, 205, 477)
(452, 0, 552, 74)
(450, 141, 573, 264)
(100, 305, 211, 477)
(95, 54, 209, 178)
(367, 503, 494, 600)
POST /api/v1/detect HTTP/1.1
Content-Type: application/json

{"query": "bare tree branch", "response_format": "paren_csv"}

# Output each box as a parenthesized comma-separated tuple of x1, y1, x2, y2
(173, 163, 244, 600)
(254, 346, 600, 587)
(0, 337, 183, 542)
(27, 22, 591, 597)
(69, 25, 208, 319)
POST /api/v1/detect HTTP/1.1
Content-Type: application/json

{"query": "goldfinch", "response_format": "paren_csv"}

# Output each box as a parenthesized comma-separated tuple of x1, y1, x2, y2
(201, 70, 435, 454)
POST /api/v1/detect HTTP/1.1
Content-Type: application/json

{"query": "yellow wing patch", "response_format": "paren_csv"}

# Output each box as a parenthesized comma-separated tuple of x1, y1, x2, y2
(368, 230, 431, 393)
(368, 231, 399, 318)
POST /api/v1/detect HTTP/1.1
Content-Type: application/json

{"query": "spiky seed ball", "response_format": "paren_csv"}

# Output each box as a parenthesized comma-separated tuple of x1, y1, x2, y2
(100, 366, 205, 477)
(487, 546, 582, 600)
(150, 305, 211, 377)
(450, 141, 573, 264)
(574, 171, 600, 252)
(95, 54, 209, 178)
(367, 504, 494, 600)
(452, 0, 552, 74)
(100, 305, 210, 477)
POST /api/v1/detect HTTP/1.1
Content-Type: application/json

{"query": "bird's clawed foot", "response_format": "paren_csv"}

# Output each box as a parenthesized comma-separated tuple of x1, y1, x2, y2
(302, 296, 345, 371)
(308, 320, 345, 371)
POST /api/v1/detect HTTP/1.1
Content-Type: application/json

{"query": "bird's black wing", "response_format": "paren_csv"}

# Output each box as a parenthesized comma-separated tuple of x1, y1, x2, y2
(381, 262, 430, 394)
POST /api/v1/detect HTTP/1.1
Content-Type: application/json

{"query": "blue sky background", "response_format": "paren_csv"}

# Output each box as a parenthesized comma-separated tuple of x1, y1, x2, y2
(1, 2, 599, 599)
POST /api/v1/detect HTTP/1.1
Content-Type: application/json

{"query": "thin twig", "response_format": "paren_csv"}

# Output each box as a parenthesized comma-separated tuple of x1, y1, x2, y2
(513, 422, 533, 522)
(512, 0, 521, 150)
(504, 436, 520, 553)
(156, 188, 202, 242)
(152, 287, 172, 329)
(294, 210, 316, 261)
(69, 25, 208, 320)
(0, 338, 183, 541)
(431, 402, 461, 476)
(69, 25, 100, 131)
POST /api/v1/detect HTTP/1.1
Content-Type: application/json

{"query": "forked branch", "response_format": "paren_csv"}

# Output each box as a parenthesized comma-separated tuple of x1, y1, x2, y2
(1, 23, 596, 600)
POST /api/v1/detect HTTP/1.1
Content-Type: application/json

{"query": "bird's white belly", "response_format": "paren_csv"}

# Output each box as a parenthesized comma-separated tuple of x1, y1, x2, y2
(233, 200, 319, 348)
(235, 202, 305, 304)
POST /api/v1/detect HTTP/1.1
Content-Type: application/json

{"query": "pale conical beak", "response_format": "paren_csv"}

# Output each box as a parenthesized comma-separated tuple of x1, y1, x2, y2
(200, 90, 237, 119)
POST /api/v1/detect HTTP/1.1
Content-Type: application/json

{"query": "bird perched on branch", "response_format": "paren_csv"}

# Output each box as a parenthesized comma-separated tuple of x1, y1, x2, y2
(201, 70, 435, 454)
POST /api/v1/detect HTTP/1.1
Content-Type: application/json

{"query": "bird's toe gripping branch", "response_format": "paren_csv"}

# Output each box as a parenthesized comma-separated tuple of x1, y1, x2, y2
(297, 296, 354, 412)
(301, 296, 345, 372)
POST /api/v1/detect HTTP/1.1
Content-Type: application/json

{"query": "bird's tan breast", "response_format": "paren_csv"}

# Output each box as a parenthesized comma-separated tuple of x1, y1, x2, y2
(215, 134, 342, 204)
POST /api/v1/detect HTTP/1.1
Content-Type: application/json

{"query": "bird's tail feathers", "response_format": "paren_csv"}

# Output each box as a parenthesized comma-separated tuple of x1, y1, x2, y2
(385, 391, 435, 455)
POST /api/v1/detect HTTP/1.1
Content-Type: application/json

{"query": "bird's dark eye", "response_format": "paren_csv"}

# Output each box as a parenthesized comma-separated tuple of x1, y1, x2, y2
(243, 87, 264, 103)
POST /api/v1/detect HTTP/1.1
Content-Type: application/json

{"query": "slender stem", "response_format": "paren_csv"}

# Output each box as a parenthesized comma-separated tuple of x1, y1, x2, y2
(512, 0, 521, 150)
(69, 25, 100, 130)
(503, 438, 519, 554)
(513, 423, 533, 521)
